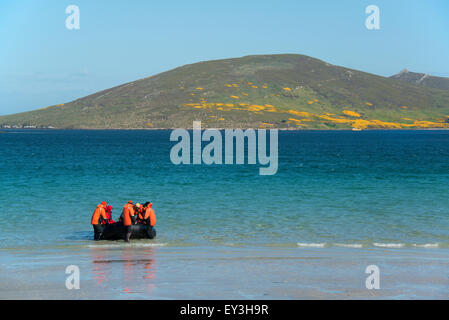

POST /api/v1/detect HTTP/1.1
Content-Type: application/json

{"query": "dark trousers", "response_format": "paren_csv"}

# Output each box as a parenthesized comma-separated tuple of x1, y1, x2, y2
(124, 225, 132, 242)
(93, 224, 103, 240)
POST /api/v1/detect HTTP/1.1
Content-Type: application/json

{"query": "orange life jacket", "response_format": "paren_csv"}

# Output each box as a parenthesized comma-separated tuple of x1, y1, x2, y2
(91, 204, 107, 225)
(144, 206, 156, 227)
(122, 203, 135, 226)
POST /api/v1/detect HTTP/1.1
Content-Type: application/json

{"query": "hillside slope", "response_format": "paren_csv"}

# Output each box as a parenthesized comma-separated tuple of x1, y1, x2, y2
(2, 54, 449, 129)
(390, 69, 449, 91)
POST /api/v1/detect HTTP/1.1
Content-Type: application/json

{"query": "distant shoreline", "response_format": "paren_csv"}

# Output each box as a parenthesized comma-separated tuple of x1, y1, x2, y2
(2, 127, 449, 131)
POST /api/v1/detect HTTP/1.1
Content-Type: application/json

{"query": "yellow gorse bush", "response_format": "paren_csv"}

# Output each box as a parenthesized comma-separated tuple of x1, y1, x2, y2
(342, 110, 361, 117)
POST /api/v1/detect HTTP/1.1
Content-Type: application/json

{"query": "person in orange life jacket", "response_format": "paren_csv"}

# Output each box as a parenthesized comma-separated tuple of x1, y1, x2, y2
(104, 205, 115, 224)
(140, 202, 156, 227)
(122, 200, 136, 242)
(91, 201, 108, 240)
(135, 203, 144, 223)
(119, 202, 138, 222)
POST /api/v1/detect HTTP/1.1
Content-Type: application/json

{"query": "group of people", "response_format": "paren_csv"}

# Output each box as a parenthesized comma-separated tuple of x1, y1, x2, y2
(91, 200, 156, 242)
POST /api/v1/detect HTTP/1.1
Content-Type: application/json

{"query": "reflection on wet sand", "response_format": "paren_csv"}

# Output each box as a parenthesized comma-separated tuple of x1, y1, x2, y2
(91, 250, 108, 286)
(90, 246, 157, 295)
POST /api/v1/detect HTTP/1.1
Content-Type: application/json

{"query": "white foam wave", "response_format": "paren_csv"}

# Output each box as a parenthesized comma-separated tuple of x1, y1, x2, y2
(297, 242, 326, 248)
(412, 243, 439, 248)
(87, 243, 166, 248)
(373, 243, 405, 248)
(334, 243, 363, 248)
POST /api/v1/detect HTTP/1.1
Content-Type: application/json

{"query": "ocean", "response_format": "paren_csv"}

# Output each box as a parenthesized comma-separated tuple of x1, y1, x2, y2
(1, 129, 449, 299)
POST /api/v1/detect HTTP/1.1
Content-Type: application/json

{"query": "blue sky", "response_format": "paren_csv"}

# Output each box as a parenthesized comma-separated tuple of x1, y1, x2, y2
(0, 0, 448, 115)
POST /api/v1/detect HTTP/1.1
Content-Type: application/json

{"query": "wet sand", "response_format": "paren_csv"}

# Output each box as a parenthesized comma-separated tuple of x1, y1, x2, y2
(1, 245, 449, 299)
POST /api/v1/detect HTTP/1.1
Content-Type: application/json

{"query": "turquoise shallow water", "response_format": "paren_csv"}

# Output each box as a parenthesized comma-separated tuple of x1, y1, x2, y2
(1, 129, 449, 249)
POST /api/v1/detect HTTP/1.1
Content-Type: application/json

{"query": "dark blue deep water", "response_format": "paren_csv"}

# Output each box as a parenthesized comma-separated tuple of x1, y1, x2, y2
(1, 129, 449, 249)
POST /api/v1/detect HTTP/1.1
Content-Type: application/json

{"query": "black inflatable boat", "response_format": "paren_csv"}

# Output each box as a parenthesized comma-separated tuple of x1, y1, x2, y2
(100, 223, 156, 240)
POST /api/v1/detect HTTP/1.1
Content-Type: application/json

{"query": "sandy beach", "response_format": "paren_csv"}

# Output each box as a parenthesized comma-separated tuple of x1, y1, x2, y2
(1, 245, 448, 299)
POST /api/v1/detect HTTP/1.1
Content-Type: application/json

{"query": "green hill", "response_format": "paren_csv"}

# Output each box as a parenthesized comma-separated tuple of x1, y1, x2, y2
(2, 54, 449, 129)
